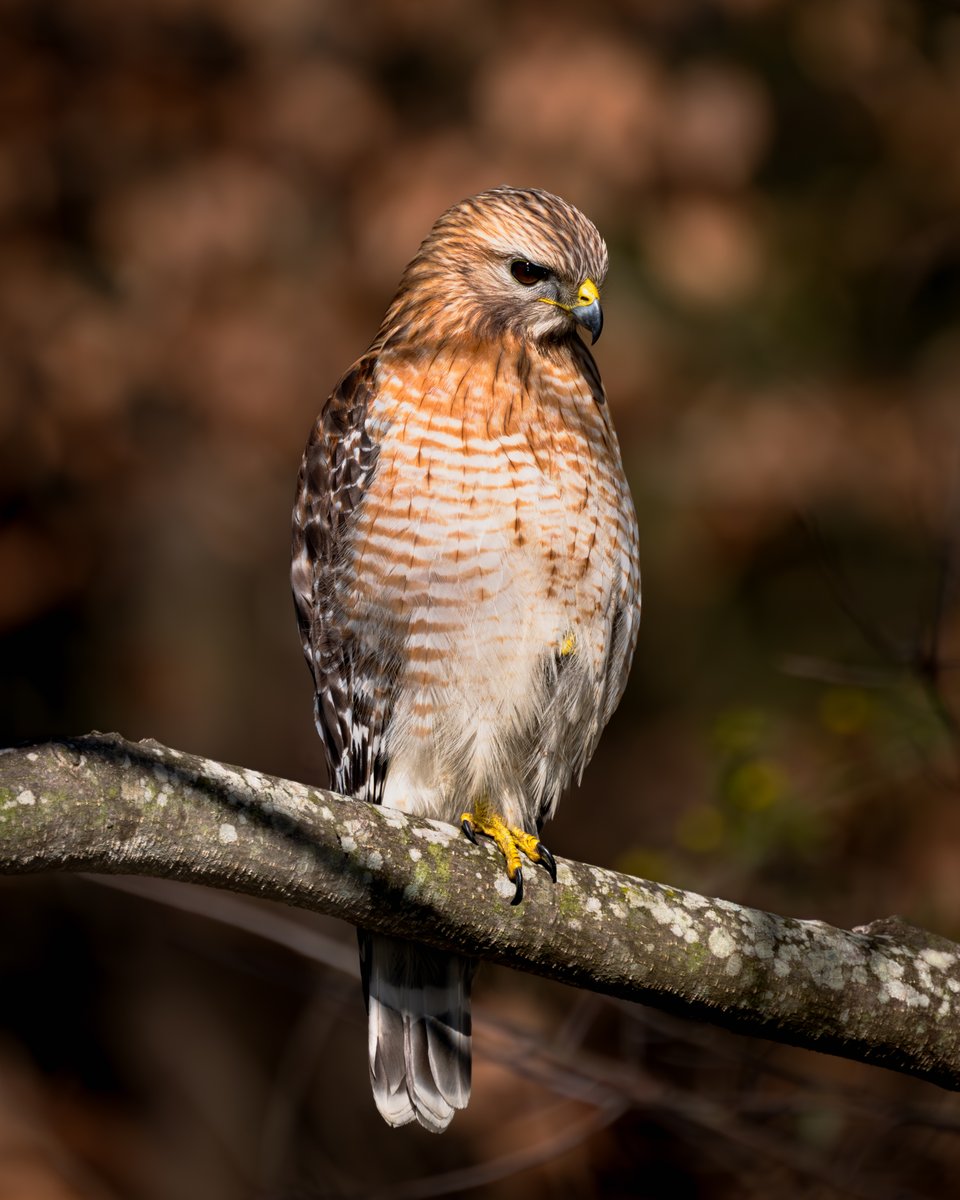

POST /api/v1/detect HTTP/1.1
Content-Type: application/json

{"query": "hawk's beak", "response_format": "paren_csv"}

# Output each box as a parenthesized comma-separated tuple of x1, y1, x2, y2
(570, 278, 603, 344)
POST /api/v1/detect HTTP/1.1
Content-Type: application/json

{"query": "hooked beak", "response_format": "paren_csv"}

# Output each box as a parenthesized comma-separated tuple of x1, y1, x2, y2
(536, 277, 604, 343)
(570, 278, 603, 344)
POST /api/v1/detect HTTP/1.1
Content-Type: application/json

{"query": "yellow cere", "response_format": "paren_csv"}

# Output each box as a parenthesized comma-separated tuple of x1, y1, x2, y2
(576, 278, 600, 308)
(539, 277, 601, 313)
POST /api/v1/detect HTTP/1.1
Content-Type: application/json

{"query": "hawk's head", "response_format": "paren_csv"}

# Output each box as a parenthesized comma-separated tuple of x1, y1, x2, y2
(385, 187, 609, 347)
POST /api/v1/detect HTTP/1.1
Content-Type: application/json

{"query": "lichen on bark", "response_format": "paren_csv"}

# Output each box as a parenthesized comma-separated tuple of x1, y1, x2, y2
(1, 732, 960, 1091)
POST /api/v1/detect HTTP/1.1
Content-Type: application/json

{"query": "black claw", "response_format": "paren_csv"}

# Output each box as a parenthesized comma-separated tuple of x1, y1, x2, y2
(461, 819, 478, 845)
(511, 867, 524, 906)
(537, 842, 557, 883)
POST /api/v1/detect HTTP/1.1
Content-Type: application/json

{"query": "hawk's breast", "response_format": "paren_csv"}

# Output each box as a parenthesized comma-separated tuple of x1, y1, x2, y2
(343, 338, 638, 820)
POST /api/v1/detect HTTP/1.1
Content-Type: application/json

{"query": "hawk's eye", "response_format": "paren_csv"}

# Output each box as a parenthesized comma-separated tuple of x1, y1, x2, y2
(510, 260, 550, 287)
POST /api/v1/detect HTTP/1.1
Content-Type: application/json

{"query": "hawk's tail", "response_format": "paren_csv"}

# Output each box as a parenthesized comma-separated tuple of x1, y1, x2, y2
(360, 931, 473, 1133)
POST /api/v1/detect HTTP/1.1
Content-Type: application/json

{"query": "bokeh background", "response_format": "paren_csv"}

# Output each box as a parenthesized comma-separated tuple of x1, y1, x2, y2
(3, 0, 960, 1196)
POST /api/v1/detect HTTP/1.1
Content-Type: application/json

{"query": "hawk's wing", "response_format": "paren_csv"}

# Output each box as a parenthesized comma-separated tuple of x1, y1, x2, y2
(291, 356, 390, 802)
(575, 336, 641, 762)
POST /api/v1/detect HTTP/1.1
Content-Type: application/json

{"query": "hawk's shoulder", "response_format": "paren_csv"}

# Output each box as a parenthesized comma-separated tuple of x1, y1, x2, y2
(294, 354, 380, 568)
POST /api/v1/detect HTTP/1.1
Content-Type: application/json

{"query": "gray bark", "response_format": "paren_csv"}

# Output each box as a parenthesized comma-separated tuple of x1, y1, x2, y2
(2, 732, 959, 1090)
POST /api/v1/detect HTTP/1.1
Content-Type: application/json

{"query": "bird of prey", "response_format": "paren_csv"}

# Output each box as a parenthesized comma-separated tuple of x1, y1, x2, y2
(291, 186, 640, 1131)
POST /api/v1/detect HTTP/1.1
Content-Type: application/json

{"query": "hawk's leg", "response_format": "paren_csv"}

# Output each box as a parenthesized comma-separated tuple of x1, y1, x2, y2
(459, 798, 557, 906)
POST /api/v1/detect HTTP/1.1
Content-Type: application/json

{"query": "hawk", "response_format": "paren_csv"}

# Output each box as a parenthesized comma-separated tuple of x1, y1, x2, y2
(291, 187, 641, 1131)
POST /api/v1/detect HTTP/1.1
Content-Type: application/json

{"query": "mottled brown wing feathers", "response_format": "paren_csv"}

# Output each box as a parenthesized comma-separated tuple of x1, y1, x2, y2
(291, 355, 388, 800)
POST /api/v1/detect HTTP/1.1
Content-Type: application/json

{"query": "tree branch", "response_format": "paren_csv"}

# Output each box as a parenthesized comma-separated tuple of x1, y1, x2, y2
(2, 732, 959, 1091)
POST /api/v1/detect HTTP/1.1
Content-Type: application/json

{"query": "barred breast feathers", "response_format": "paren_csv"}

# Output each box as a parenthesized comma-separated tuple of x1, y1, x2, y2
(337, 331, 638, 828)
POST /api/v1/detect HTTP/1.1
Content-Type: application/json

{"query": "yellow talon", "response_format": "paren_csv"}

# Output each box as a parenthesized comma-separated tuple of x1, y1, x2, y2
(559, 631, 577, 657)
(459, 799, 558, 905)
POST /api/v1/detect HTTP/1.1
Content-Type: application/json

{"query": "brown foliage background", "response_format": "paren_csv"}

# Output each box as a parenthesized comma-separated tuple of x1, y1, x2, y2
(3, 0, 960, 1196)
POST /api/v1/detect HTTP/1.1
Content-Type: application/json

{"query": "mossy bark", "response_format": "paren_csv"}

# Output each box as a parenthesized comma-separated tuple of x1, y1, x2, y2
(2, 733, 960, 1090)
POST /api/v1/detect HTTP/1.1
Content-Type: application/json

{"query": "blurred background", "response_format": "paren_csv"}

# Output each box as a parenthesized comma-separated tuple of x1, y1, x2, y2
(2, 0, 960, 1195)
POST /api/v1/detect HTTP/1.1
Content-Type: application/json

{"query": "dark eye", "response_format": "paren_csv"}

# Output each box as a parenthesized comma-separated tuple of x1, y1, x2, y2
(510, 260, 550, 287)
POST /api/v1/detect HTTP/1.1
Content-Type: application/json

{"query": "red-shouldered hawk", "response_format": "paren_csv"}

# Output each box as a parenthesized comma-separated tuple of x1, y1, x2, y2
(291, 187, 640, 1131)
